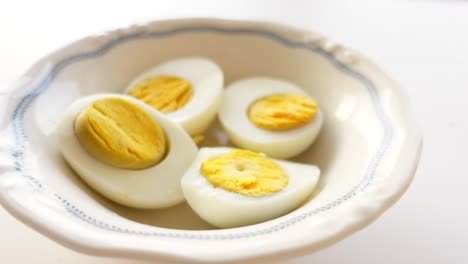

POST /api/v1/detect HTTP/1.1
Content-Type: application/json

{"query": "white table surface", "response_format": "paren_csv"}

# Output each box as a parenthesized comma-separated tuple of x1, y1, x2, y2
(1, 1, 467, 263)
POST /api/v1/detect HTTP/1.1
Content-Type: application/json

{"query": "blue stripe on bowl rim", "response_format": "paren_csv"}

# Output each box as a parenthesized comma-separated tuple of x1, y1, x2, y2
(8, 25, 393, 240)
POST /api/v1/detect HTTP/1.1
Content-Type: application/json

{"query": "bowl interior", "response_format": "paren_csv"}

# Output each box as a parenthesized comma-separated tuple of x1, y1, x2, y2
(23, 30, 379, 230)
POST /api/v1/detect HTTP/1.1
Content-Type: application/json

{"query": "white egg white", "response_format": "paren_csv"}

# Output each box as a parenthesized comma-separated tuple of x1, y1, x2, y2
(218, 77, 324, 159)
(125, 57, 224, 136)
(56, 94, 198, 209)
(181, 147, 320, 228)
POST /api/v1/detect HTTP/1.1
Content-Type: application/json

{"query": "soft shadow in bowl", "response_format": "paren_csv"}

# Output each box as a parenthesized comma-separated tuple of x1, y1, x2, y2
(58, 156, 214, 230)
(199, 119, 233, 147)
(292, 114, 339, 202)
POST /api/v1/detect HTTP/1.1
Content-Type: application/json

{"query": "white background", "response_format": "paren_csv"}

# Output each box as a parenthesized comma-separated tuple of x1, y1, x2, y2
(1, 1, 467, 263)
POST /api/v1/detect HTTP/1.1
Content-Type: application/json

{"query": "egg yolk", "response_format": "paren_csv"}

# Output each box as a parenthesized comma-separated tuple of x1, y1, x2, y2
(192, 135, 205, 145)
(74, 97, 166, 170)
(200, 149, 288, 196)
(248, 94, 318, 131)
(127, 75, 193, 113)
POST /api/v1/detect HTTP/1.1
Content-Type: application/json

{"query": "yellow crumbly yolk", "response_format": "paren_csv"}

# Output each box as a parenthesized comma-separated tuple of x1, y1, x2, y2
(248, 94, 318, 131)
(127, 75, 193, 113)
(192, 135, 205, 145)
(200, 149, 288, 196)
(74, 97, 166, 170)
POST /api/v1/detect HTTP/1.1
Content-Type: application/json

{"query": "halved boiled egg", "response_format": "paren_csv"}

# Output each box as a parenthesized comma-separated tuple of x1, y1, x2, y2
(181, 147, 320, 228)
(56, 94, 198, 209)
(125, 57, 224, 136)
(218, 77, 323, 159)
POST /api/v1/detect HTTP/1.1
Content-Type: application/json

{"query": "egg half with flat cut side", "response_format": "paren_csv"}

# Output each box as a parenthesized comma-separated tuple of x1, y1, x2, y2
(181, 147, 320, 228)
(125, 57, 224, 137)
(56, 94, 198, 209)
(218, 77, 324, 159)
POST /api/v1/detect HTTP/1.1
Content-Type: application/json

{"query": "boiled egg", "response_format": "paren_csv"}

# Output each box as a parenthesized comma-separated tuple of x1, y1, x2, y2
(56, 94, 198, 209)
(181, 147, 320, 228)
(218, 77, 323, 159)
(125, 57, 223, 137)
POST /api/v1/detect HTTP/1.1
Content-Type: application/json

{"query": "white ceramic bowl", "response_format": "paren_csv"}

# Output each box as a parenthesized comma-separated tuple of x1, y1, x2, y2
(0, 19, 422, 263)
